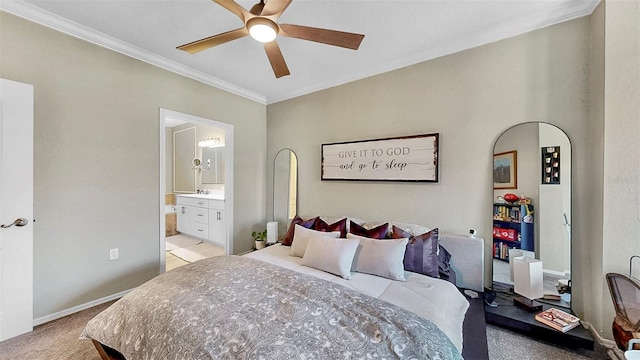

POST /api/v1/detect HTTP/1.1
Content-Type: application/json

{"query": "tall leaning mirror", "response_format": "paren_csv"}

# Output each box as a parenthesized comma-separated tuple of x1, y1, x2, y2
(273, 149, 298, 242)
(492, 123, 572, 309)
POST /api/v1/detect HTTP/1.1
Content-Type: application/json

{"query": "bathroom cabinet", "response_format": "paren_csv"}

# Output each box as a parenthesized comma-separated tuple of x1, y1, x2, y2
(208, 200, 225, 247)
(176, 195, 225, 247)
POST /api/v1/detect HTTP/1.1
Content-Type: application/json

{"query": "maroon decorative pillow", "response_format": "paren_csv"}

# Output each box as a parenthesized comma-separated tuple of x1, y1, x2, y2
(282, 216, 318, 246)
(314, 217, 348, 238)
(391, 226, 440, 278)
(349, 221, 389, 239)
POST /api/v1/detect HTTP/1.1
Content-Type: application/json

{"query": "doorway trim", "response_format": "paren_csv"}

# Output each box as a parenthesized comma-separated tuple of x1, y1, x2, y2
(159, 108, 234, 273)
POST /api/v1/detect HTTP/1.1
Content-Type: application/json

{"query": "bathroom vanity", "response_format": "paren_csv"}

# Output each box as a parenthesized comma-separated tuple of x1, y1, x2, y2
(176, 194, 225, 247)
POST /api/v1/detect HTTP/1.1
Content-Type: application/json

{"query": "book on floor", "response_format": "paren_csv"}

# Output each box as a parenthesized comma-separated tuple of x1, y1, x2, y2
(535, 308, 581, 333)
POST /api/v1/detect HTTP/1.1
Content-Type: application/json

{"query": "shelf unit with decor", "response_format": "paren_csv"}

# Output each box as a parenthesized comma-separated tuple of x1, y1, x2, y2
(492, 203, 534, 262)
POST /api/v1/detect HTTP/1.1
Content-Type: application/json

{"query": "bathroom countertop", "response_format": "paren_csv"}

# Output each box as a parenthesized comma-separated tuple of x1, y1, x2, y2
(176, 193, 225, 201)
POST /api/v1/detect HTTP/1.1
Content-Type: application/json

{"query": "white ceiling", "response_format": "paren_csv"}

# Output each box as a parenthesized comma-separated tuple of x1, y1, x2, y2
(2, 0, 599, 104)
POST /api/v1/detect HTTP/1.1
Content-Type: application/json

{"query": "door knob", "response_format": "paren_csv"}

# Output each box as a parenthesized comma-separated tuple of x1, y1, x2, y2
(1, 218, 29, 228)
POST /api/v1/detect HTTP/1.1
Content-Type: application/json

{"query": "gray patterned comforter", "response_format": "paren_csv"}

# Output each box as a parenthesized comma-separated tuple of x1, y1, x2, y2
(82, 256, 462, 359)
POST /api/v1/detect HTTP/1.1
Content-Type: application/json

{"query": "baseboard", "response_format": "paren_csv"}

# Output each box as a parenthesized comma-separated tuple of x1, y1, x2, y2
(581, 320, 622, 359)
(33, 289, 132, 326)
(543, 268, 568, 276)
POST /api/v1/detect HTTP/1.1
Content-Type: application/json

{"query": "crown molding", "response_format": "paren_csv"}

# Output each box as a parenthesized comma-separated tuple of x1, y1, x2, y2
(2, 0, 599, 106)
(0, 1, 267, 105)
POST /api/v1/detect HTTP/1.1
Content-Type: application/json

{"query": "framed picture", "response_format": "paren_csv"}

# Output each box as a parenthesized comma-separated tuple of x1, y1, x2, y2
(542, 146, 560, 184)
(321, 133, 439, 182)
(493, 150, 517, 189)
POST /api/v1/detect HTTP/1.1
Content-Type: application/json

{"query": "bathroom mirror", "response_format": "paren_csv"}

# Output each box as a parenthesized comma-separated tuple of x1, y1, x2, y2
(202, 147, 225, 184)
(491, 123, 572, 308)
(173, 127, 196, 193)
(273, 148, 298, 240)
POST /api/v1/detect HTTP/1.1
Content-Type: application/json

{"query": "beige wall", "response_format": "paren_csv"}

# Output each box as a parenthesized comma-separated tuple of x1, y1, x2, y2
(268, 1, 640, 339)
(268, 16, 604, 326)
(600, 0, 640, 338)
(0, 12, 267, 318)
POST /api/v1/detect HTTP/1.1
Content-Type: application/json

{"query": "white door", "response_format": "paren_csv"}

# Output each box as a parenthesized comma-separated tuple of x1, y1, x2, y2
(0, 78, 34, 341)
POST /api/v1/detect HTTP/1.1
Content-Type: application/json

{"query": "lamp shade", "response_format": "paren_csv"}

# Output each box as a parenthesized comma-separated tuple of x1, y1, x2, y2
(508, 249, 524, 281)
(513, 256, 544, 300)
(267, 221, 278, 244)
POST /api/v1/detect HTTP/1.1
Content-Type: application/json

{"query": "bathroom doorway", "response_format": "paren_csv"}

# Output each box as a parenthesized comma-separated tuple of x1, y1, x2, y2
(159, 108, 234, 273)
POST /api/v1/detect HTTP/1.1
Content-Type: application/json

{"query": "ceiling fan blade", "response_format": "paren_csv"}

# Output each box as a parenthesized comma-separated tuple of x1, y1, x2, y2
(213, 0, 251, 22)
(279, 24, 364, 50)
(260, 0, 292, 19)
(177, 27, 248, 54)
(263, 41, 290, 78)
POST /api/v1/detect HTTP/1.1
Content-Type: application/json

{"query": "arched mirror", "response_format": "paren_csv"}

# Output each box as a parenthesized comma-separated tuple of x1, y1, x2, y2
(273, 148, 298, 241)
(492, 123, 572, 309)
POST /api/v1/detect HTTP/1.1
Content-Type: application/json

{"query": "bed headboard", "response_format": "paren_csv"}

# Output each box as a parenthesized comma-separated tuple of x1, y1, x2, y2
(311, 217, 486, 293)
(439, 233, 485, 293)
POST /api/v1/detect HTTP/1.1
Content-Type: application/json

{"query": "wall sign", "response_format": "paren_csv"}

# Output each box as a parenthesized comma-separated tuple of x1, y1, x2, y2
(321, 133, 439, 182)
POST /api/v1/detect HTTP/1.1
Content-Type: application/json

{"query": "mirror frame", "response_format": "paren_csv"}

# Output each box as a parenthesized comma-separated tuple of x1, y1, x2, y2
(491, 122, 573, 309)
(272, 148, 298, 224)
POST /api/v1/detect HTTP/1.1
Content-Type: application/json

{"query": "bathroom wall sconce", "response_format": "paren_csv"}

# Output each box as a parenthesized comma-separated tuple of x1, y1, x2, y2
(198, 137, 225, 148)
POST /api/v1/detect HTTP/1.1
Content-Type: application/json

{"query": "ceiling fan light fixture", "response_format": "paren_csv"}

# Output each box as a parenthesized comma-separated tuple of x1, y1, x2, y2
(247, 17, 278, 43)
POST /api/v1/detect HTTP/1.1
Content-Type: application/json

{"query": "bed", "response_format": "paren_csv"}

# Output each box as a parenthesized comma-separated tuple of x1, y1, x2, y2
(81, 218, 487, 359)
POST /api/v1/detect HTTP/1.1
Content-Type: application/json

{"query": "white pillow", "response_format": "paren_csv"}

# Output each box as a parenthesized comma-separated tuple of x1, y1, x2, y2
(302, 233, 360, 279)
(347, 233, 409, 281)
(290, 225, 340, 258)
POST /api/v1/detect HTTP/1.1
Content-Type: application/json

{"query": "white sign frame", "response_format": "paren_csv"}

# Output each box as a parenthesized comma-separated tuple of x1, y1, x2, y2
(321, 133, 439, 182)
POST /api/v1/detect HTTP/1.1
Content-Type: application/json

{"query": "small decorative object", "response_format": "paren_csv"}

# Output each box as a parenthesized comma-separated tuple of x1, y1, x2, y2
(493, 150, 517, 189)
(535, 308, 580, 333)
(523, 204, 534, 223)
(541, 146, 560, 184)
(518, 196, 532, 205)
(503, 193, 520, 204)
(252, 229, 267, 250)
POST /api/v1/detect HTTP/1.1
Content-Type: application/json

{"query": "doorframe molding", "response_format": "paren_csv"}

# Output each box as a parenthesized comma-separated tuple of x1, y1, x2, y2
(159, 108, 234, 273)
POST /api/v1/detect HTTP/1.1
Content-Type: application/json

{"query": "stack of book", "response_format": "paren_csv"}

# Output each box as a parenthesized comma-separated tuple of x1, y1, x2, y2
(535, 308, 581, 333)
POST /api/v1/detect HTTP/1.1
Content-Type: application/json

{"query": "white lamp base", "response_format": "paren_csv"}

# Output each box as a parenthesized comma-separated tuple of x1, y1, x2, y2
(267, 221, 278, 244)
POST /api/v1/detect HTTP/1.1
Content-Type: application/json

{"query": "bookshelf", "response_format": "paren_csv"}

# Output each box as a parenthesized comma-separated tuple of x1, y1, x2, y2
(492, 203, 534, 261)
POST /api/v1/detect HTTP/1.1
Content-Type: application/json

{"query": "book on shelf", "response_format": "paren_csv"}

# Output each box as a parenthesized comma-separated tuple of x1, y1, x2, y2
(535, 308, 581, 333)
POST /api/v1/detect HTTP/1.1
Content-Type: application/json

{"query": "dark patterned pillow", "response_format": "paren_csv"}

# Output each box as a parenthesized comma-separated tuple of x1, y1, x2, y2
(282, 216, 318, 246)
(349, 221, 389, 239)
(391, 226, 440, 278)
(314, 217, 348, 238)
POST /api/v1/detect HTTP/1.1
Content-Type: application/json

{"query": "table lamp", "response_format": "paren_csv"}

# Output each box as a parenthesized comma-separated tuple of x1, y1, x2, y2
(513, 255, 544, 311)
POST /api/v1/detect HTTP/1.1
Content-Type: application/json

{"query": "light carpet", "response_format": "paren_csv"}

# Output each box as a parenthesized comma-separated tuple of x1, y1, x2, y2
(165, 234, 202, 251)
(0, 307, 610, 360)
(169, 242, 225, 263)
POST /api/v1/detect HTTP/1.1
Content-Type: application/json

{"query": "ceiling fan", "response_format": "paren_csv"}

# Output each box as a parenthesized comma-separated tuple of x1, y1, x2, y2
(177, 0, 365, 78)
